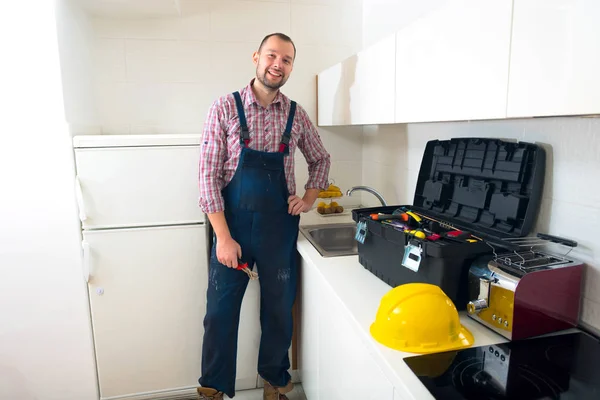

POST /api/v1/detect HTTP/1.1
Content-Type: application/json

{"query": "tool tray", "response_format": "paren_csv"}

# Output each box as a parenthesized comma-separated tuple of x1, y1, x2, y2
(351, 138, 546, 308)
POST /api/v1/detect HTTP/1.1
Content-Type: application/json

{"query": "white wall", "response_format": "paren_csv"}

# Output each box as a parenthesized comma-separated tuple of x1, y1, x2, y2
(78, 0, 365, 205)
(0, 1, 98, 399)
(84, 0, 364, 133)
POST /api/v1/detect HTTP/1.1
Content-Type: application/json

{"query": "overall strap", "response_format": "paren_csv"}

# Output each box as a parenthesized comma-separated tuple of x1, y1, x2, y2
(232, 91, 250, 147)
(279, 100, 297, 155)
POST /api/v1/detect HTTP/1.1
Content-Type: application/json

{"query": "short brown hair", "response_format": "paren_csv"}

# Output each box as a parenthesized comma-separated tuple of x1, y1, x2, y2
(258, 33, 296, 60)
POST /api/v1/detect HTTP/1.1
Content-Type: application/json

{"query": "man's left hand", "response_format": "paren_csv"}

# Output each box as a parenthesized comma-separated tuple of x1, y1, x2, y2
(288, 195, 311, 215)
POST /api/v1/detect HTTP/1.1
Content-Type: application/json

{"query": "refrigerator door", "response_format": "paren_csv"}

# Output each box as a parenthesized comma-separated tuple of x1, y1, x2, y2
(74, 143, 205, 230)
(84, 224, 208, 399)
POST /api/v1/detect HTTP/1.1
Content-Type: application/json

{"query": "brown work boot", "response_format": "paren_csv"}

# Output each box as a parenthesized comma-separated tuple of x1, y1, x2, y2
(197, 387, 224, 400)
(263, 379, 293, 400)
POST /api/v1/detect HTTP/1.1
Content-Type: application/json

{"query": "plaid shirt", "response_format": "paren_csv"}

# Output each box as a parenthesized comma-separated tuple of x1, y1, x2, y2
(199, 80, 331, 214)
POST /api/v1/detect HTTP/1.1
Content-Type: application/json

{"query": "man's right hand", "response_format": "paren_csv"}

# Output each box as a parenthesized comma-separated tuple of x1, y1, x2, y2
(216, 236, 242, 269)
(206, 211, 242, 268)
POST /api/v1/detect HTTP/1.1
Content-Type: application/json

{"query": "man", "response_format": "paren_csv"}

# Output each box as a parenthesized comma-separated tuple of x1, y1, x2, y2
(197, 33, 331, 400)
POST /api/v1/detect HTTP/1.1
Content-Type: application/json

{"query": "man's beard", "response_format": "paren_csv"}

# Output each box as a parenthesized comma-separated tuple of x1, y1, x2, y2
(257, 66, 287, 90)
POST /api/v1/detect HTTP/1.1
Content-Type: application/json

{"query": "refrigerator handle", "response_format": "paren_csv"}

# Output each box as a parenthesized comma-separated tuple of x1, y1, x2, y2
(74, 175, 88, 222)
(82, 240, 91, 283)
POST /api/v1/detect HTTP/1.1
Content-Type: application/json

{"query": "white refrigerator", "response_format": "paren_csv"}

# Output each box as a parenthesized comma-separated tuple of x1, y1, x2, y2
(72, 134, 259, 400)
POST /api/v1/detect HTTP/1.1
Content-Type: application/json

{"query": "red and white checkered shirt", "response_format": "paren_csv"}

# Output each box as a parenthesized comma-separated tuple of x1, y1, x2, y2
(199, 80, 331, 214)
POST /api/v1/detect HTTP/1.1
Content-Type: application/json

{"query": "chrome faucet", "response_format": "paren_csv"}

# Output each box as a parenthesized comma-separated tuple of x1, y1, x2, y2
(346, 186, 388, 206)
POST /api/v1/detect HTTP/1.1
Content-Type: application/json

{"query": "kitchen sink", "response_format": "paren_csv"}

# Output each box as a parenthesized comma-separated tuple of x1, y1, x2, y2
(299, 223, 358, 257)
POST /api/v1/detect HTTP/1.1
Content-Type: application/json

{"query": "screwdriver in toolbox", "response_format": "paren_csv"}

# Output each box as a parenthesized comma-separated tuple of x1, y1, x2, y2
(370, 213, 409, 221)
(404, 209, 483, 242)
(374, 213, 438, 240)
(370, 212, 421, 227)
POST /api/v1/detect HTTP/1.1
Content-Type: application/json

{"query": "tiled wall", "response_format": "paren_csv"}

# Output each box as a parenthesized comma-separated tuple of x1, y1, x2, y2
(362, 118, 600, 333)
(68, 0, 365, 205)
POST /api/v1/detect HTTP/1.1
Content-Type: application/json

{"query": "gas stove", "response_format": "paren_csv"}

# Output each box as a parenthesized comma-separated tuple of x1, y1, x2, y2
(404, 331, 600, 399)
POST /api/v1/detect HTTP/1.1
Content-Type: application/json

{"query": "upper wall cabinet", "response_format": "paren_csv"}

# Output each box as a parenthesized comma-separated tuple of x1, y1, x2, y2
(317, 0, 600, 126)
(394, 0, 513, 123)
(317, 34, 396, 126)
(507, 0, 600, 118)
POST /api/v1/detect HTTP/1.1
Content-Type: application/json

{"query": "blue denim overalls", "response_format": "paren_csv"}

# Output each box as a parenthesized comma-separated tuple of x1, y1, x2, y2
(199, 91, 300, 398)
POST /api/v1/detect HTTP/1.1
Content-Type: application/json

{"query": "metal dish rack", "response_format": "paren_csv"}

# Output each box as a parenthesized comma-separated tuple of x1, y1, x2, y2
(486, 233, 578, 272)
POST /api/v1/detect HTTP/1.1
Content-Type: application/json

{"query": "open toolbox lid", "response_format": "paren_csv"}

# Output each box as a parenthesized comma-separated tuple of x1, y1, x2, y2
(411, 138, 545, 239)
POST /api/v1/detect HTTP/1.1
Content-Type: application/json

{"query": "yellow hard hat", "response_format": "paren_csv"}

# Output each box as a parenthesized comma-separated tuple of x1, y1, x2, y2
(370, 283, 474, 354)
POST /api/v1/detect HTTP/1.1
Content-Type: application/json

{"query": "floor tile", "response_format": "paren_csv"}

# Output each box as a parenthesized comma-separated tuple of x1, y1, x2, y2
(226, 384, 306, 400)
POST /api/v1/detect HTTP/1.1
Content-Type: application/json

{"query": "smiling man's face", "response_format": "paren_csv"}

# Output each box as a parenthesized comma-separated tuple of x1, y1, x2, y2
(253, 36, 295, 90)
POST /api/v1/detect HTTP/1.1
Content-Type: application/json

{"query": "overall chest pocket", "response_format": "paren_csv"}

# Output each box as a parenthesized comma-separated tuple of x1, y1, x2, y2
(238, 151, 288, 213)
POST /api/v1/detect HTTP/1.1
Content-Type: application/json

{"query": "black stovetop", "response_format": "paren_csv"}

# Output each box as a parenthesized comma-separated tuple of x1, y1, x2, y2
(403, 331, 600, 400)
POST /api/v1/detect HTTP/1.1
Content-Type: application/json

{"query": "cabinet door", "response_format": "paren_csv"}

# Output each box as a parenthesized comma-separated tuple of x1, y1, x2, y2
(507, 0, 600, 117)
(84, 225, 208, 399)
(395, 0, 513, 123)
(317, 63, 346, 126)
(236, 279, 261, 390)
(318, 290, 394, 400)
(348, 34, 396, 125)
(299, 260, 322, 400)
(317, 34, 396, 126)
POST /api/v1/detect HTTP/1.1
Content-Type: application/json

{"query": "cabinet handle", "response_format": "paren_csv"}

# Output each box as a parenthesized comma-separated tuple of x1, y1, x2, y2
(82, 240, 91, 283)
(74, 176, 87, 222)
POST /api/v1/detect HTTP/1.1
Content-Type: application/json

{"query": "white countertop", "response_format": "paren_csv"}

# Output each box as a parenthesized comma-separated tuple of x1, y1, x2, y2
(297, 210, 509, 400)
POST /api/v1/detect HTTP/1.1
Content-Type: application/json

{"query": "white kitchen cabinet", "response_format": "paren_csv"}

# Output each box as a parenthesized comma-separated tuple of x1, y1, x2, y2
(395, 0, 513, 123)
(236, 279, 261, 390)
(85, 224, 208, 399)
(317, 62, 345, 126)
(507, 0, 600, 117)
(348, 34, 396, 126)
(317, 34, 396, 126)
(299, 260, 322, 400)
(318, 288, 394, 400)
(299, 259, 394, 400)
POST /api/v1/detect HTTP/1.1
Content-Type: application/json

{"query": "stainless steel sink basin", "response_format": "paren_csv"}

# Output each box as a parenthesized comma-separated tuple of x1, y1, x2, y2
(299, 223, 358, 257)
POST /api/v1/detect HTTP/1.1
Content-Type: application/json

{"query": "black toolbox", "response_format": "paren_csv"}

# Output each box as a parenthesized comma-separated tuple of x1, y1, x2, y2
(351, 138, 546, 309)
